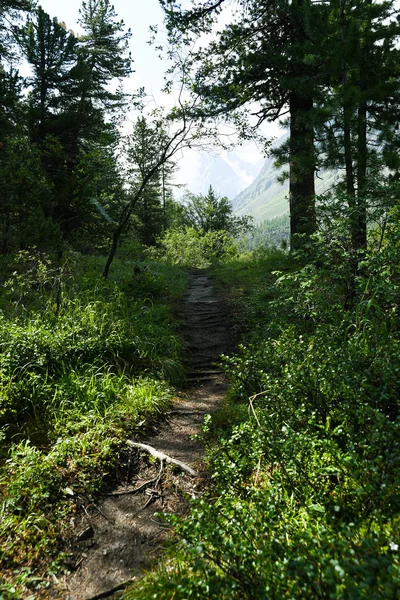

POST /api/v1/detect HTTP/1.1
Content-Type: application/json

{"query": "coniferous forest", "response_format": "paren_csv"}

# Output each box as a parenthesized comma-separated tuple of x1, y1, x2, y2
(1, 0, 400, 597)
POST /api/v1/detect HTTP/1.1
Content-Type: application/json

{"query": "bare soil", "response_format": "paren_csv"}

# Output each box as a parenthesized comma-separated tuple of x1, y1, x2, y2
(58, 269, 232, 600)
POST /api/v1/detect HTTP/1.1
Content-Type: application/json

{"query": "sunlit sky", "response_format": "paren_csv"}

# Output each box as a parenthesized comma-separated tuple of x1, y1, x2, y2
(31, 1, 281, 195)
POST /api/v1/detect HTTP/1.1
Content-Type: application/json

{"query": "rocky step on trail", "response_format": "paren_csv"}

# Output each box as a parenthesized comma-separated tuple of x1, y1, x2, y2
(60, 269, 232, 600)
(183, 268, 232, 375)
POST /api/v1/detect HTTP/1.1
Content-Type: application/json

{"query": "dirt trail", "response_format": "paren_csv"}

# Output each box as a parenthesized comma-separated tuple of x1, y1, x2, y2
(61, 269, 232, 600)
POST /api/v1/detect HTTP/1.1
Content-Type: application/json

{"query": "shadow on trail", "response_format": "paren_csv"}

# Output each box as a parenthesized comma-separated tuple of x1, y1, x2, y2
(62, 268, 233, 600)
(183, 268, 233, 381)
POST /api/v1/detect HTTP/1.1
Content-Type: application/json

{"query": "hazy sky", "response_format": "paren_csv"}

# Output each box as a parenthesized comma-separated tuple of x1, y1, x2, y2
(33, 1, 282, 195)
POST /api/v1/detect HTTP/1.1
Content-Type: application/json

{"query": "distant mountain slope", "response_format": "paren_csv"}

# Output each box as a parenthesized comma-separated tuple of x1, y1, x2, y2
(231, 151, 288, 222)
(232, 136, 337, 223)
(177, 150, 264, 200)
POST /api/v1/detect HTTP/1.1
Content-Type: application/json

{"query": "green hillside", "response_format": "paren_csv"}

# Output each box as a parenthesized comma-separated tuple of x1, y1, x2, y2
(232, 152, 289, 222)
(232, 142, 337, 223)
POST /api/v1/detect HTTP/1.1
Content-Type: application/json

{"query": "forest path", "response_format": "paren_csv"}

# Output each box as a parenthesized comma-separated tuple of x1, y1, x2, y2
(61, 269, 232, 600)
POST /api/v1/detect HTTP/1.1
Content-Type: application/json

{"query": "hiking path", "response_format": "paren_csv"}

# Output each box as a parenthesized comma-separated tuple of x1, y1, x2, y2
(61, 269, 232, 600)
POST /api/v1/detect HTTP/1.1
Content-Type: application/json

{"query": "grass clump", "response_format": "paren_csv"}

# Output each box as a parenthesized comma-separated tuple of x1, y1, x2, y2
(0, 250, 188, 597)
(1, 377, 171, 569)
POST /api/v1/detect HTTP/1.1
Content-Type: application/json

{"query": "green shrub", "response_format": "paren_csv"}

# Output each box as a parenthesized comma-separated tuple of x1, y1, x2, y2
(124, 221, 400, 599)
(0, 376, 172, 571)
(148, 226, 239, 267)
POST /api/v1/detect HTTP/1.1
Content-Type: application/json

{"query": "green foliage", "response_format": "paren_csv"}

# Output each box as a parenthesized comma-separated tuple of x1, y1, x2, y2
(129, 400, 400, 598)
(124, 115, 178, 246)
(209, 246, 292, 339)
(247, 214, 290, 250)
(183, 186, 253, 237)
(144, 186, 253, 268)
(0, 375, 172, 586)
(149, 226, 239, 267)
(18, 6, 77, 143)
(0, 251, 188, 592)
(4, 2, 133, 254)
(78, 0, 132, 111)
(124, 208, 400, 599)
(0, 137, 57, 253)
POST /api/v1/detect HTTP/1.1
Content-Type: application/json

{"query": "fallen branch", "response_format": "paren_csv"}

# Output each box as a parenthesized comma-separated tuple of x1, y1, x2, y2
(167, 410, 205, 416)
(127, 441, 197, 477)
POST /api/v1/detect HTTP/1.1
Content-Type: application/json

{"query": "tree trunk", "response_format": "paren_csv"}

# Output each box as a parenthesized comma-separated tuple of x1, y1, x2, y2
(103, 226, 122, 280)
(162, 164, 166, 231)
(289, 90, 316, 250)
(354, 0, 373, 253)
(103, 203, 131, 279)
(343, 105, 355, 197)
(103, 171, 156, 278)
(340, 0, 367, 252)
(355, 94, 368, 251)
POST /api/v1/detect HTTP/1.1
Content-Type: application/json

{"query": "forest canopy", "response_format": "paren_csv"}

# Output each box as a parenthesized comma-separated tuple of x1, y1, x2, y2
(1, 1, 400, 598)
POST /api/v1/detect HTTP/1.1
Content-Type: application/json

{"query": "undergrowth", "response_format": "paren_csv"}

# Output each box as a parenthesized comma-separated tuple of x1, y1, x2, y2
(0, 250, 188, 598)
(123, 214, 400, 598)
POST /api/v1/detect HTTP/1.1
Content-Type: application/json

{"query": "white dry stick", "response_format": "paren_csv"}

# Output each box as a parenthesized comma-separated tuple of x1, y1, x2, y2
(127, 441, 197, 477)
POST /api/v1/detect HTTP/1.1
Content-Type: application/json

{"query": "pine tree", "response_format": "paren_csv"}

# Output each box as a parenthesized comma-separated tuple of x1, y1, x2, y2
(161, 0, 399, 252)
(0, 137, 55, 254)
(14, 3, 132, 251)
(18, 6, 78, 142)
(0, 67, 23, 140)
(126, 116, 177, 246)
(0, 1, 31, 140)
(317, 0, 400, 251)
(184, 186, 252, 236)
(77, 0, 132, 115)
(0, 0, 31, 60)
(103, 107, 202, 278)
(160, 0, 331, 249)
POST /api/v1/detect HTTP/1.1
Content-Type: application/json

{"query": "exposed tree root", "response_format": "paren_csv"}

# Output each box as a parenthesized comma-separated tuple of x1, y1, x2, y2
(84, 578, 135, 600)
(105, 463, 163, 497)
(167, 410, 205, 416)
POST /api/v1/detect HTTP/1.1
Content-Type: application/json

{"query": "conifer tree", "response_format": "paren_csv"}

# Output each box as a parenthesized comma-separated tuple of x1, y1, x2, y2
(160, 0, 399, 252)
(0, 1, 32, 139)
(19, 6, 78, 142)
(0, 67, 23, 140)
(317, 0, 400, 251)
(0, 137, 55, 253)
(0, 0, 31, 60)
(126, 115, 177, 246)
(159, 0, 331, 248)
(184, 186, 252, 236)
(77, 0, 132, 116)
(103, 106, 205, 278)
(14, 3, 132, 250)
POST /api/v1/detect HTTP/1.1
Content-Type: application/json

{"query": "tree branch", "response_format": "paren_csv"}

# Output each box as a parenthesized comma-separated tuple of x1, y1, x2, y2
(127, 441, 197, 477)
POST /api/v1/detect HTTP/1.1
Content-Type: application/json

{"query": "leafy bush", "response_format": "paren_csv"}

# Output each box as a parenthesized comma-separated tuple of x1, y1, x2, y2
(124, 220, 400, 599)
(127, 396, 400, 599)
(148, 226, 239, 267)
(0, 377, 172, 571)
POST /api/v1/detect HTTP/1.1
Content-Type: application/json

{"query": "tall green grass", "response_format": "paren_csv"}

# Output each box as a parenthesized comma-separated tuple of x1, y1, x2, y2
(0, 251, 188, 597)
